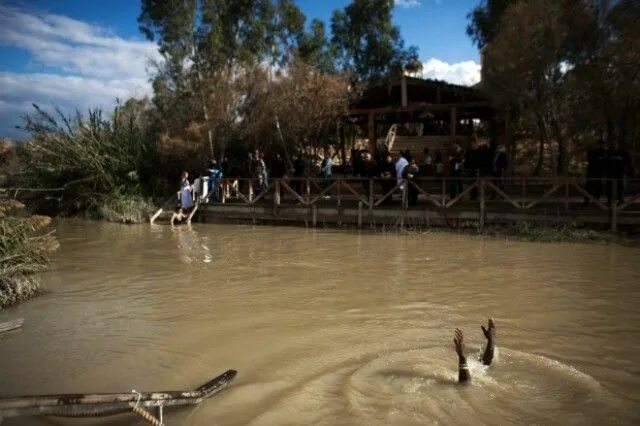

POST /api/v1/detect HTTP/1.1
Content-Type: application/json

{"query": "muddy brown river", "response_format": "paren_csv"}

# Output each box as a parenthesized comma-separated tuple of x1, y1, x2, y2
(1, 220, 639, 425)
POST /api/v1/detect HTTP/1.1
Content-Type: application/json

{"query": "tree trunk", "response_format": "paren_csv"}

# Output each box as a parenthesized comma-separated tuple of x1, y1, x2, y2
(533, 111, 547, 176)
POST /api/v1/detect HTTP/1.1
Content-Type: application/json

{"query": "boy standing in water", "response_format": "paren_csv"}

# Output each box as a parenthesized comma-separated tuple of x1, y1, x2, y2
(453, 318, 496, 383)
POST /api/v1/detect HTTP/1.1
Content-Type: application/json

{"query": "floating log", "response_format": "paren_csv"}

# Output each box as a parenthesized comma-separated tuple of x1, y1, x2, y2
(0, 369, 236, 419)
(0, 318, 24, 335)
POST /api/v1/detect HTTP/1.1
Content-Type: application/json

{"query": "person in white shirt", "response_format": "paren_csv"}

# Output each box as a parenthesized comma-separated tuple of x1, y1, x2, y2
(395, 151, 409, 186)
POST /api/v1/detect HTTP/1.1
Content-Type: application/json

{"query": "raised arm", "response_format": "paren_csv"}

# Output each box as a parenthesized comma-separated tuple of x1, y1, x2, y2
(480, 318, 496, 366)
(454, 328, 470, 383)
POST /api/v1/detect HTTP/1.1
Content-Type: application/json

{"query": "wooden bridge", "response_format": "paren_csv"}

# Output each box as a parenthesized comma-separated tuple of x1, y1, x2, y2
(195, 177, 640, 232)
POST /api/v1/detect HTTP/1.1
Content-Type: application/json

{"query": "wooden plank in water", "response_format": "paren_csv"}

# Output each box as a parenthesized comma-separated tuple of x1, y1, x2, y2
(0, 318, 24, 334)
(0, 369, 236, 418)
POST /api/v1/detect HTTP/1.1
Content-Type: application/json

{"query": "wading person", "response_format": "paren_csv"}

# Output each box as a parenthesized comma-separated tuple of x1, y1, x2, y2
(453, 318, 496, 383)
(172, 172, 194, 225)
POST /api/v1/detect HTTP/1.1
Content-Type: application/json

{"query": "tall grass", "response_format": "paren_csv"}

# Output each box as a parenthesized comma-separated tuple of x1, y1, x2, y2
(0, 217, 51, 277)
(0, 215, 57, 309)
(19, 103, 160, 221)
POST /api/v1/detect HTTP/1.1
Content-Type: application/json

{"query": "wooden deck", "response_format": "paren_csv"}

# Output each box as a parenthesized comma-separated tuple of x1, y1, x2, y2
(195, 177, 640, 231)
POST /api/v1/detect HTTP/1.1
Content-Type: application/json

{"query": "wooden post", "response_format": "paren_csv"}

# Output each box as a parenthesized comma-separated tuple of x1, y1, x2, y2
(249, 182, 254, 203)
(479, 178, 486, 231)
(450, 107, 457, 137)
(156, 405, 164, 424)
(337, 179, 342, 226)
(402, 182, 408, 210)
(306, 178, 311, 204)
(611, 180, 618, 232)
(369, 179, 374, 208)
(312, 205, 318, 227)
(401, 76, 408, 108)
(358, 201, 363, 228)
(564, 179, 569, 212)
(339, 120, 347, 167)
(274, 180, 280, 215)
(442, 178, 446, 207)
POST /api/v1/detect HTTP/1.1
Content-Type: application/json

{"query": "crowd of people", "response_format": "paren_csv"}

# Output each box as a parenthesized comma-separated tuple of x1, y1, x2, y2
(170, 136, 634, 221)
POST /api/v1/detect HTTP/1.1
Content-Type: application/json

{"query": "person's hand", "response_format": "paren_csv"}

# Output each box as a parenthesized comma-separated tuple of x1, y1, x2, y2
(453, 328, 465, 359)
(481, 318, 496, 342)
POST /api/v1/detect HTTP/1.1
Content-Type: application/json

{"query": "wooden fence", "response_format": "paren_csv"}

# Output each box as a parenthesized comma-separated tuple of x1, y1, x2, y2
(206, 176, 640, 231)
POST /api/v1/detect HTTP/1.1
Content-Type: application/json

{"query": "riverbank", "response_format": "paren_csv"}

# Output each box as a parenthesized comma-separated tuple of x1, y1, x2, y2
(402, 221, 640, 246)
(193, 212, 639, 247)
(0, 200, 57, 309)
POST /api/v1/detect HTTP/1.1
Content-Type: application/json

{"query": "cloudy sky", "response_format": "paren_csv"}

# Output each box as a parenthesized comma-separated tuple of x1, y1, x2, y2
(0, 0, 482, 139)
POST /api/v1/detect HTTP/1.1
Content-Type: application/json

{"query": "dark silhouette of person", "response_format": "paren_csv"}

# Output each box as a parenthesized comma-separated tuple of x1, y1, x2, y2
(584, 139, 607, 203)
(221, 156, 230, 178)
(606, 141, 632, 205)
(362, 152, 378, 199)
(465, 138, 480, 200)
(453, 318, 495, 383)
(380, 154, 396, 205)
(270, 153, 286, 179)
(423, 147, 434, 176)
(449, 143, 464, 199)
(491, 145, 508, 199)
(434, 151, 444, 177)
(292, 154, 305, 195)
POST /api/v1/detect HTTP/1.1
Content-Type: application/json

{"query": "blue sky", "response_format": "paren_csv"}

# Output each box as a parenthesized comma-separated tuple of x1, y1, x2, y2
(0, 0, 482, 139)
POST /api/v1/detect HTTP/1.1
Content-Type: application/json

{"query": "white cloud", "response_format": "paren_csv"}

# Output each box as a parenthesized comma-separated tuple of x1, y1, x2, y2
(422, 58, 481, 86)
(395, 0, 422, 8)
(0, 5, 161, 138)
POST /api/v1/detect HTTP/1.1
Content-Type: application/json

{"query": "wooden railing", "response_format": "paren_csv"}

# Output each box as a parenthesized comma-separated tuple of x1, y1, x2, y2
(206, 176, 640, 231)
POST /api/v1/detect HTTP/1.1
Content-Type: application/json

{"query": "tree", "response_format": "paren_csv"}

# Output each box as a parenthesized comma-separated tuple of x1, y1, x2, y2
(138, 0, 308, 159)
(473, 0, 639, 175)
(482, 0, 571, 175)
(466, 0, 518, 49)
(330, 0, 418, 83)
(297, 19, 338, 74)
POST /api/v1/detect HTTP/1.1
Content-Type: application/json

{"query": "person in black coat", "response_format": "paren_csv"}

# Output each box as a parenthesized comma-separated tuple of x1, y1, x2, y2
(584, 139, 606, 203)
(606, 141, 632, 205)
(379, 153, 396, 205)
(402, 159, 420, 207)
(491, 145, 508, 199)
(270, 153, 286, 180)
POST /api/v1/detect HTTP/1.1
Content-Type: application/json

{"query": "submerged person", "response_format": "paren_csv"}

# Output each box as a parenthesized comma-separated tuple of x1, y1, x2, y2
(453, 318, 496, 383)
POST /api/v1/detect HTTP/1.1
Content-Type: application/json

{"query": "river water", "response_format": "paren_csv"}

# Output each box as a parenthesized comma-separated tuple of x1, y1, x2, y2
(1, 220, 639, 425)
